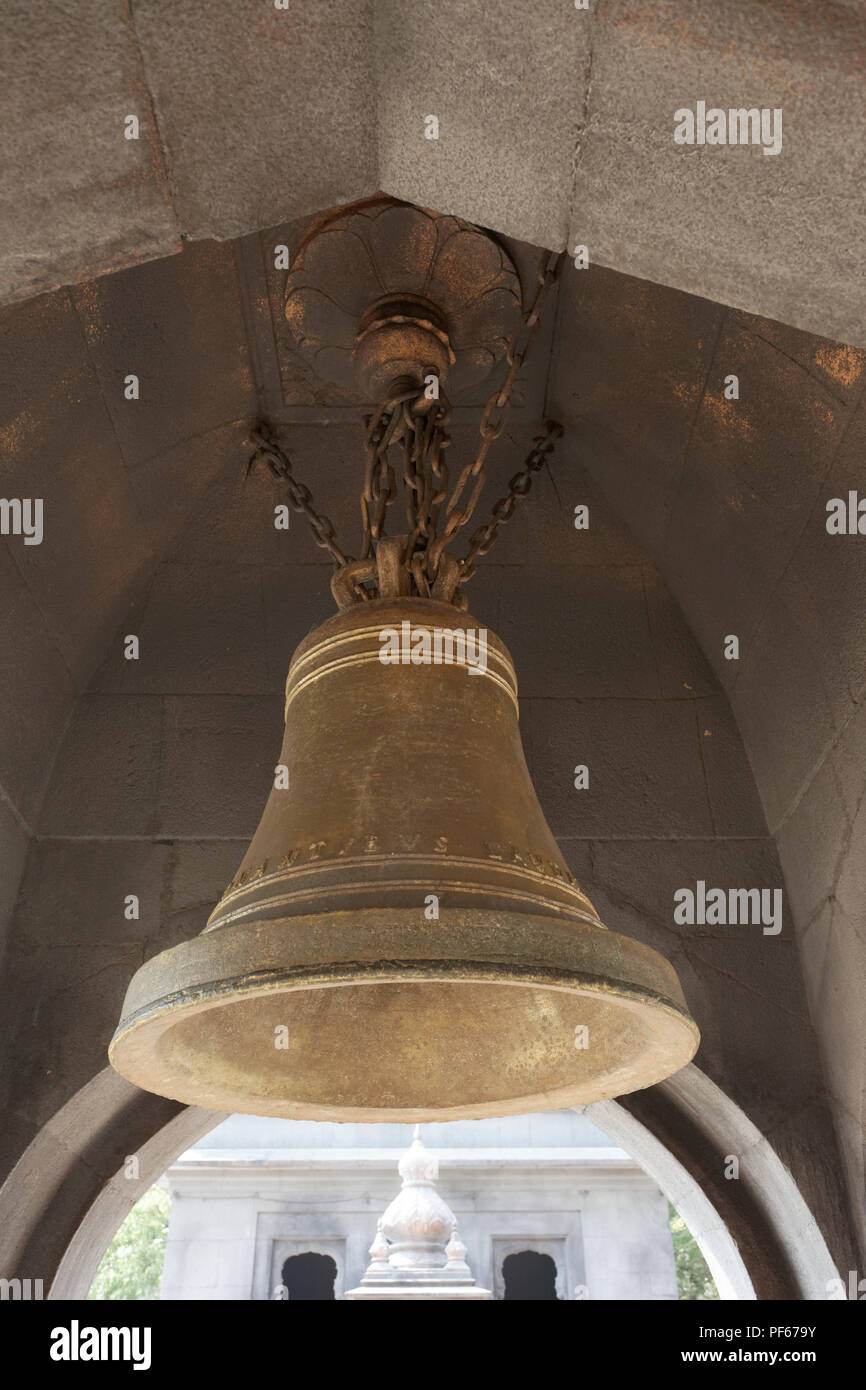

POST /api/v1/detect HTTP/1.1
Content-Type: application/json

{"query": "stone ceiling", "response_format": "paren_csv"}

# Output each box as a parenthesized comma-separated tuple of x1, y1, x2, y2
(3, 1, 864, 346)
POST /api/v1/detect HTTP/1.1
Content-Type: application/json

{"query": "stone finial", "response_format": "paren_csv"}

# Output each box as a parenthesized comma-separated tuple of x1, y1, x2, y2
(368, 1217, 389, 1266)
(382, 1127, 454, 1268)
(445, 1225, 471, 1276)
(346, 1128, 493, 1299)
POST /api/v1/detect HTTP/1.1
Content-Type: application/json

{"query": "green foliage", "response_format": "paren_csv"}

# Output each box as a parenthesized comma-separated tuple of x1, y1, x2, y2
(88, 1185, 170, 1301)
(669, 1201, 719, 1300)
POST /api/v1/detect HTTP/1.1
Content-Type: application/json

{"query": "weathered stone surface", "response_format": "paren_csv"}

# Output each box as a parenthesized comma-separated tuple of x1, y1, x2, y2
(662, 317, 855, 698)
(2, 1, 865, 352)
(69, 240, 253, 469)
(552, 261, 866, 1258)
(103, 563, 271, 696)
(0, 0, 178, 303)
(814, 912, 866, 1249)
(156, 696, 282, 838)
(132, 0, 377, 239)
(781, 399, 866, 712)
(12, 840, 173, 950)
(0, 802, 28, 962)
(39, 696, 164, 838)
(573, 0, 866, 347)
(11, 946, 147, 1131)
(555, 267, 724, 470)
(776, 756, 849, 932)
(0, 544, 74, 826)
(733, 590, 840, 833)
(529, 696, 714, 840)
(0, 290, 156, 686)
(498, 565, 657, 700)
(495, 430, 642, 575)
(160, 840, 249, 946)
(376, 0, 591, 251)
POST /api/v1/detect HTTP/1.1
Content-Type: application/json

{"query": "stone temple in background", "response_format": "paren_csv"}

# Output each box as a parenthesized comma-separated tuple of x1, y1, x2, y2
(345, 1126, 492, 1300)
(159, 1109, 679, 1300)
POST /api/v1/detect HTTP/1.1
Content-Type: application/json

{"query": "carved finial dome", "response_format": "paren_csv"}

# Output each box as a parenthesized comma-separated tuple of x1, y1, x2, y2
(380, 1127, 455, 1268)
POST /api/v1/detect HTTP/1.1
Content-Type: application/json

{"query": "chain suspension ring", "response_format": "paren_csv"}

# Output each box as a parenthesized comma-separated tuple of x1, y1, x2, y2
(248, 248, 566, 608)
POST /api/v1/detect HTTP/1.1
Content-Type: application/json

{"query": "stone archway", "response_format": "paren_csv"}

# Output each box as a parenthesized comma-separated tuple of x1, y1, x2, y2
(0, 1062, 836, 1301)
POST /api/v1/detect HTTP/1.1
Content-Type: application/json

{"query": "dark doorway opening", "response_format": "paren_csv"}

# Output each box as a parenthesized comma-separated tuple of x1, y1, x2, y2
(502, 1250, 559, 1300)
(281, 1251, 338, 1300)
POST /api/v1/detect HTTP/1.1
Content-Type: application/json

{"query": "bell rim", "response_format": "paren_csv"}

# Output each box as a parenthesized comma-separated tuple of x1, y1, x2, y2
(109, 907, 700, 1121)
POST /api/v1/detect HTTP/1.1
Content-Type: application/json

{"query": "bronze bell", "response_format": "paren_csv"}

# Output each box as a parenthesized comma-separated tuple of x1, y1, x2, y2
(110, 596, 699, 1121)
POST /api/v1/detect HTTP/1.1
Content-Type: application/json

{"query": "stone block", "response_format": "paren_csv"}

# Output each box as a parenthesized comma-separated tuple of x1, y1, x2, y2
(191, 423, 367, 571)
(695, 694, 767, 838)
(776, 756, 848, 931)
(155, 695, 283, 839)
(584, 835, 785, 948)
(831, 696, 866, 823)
(733, 590, 839, 832)
(0, 290, 154, 686)
(0, 801, 29, 959)
(574, 1, 866, 347)
(70, 241, 253, 469)
(133, 0, 377, 239)
(376, 0, 591, 249)
(781, 398, 866, 713)
(663, 318, 852, 691)
(103, 562, 270, 696)
(556, 417, 680, 560)
(815, 918, 866, 1159)
(4, 943, 145, 1129)
(728, 311, 866, 409)
(260, 564, 348, 691)
(11, 839, 172, 950)
(0, 0, 178, 304)
(528, 696, 713, 839)
(161, 841, 249, 947)
(511, 433, 644, 575)
(669, 934, 820, 1132)
(641, 568, 717, 700)
(795, 901, 833, 1025)
(552, 265, 723, 472)
(496, 564, 656, 699)
(0, 543, 74, 825)
(121, 422, 251, 573)
(39, 696, 164, 838)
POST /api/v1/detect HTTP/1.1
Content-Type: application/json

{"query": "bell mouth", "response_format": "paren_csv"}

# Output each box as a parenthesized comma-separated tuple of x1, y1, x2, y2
(109, 909, 699, 1122)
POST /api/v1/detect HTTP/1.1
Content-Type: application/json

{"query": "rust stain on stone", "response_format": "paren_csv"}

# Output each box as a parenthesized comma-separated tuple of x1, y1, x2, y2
(0, 406, 39, 456)
(673, 378, 700, 408)
(72, 281, 102, 345)
(704, 393, 756, 444)
(814, 343, 865, 391)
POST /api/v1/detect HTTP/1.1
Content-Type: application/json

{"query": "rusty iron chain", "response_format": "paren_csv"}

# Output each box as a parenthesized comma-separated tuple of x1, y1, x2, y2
(427, 247, 565, 576)
(247, 424, 351, 568)
(248, 248, 564, 602)
(361, 386, 420, 558)
(360, 385, 452, 573)
(460, 420, 564, 580)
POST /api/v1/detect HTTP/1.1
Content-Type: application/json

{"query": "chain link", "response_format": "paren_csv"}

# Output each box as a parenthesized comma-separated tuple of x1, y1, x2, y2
(427, 248, 564, 576)
(249, 248, 564, 602)
(460, 421, 563, 580)
(247, 424, 351, 568)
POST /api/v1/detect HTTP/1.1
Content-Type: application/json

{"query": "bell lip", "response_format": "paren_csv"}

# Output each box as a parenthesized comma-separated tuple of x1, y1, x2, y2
(108, 908, 700, 1122)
